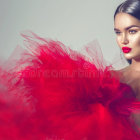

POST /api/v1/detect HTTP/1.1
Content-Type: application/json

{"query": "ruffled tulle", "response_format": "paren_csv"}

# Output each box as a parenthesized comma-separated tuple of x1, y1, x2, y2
(0, 32, 140, 140)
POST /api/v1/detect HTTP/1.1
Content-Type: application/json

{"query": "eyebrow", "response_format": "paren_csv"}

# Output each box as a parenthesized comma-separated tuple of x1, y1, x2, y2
(114, 25, 140, 31)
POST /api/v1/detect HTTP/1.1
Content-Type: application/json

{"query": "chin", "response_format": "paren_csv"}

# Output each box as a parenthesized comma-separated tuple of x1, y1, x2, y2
(125, 55, 140, 62)
(123, 54, 134, 60)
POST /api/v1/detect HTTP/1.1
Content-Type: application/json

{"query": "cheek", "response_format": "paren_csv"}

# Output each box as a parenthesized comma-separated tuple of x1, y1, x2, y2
(130, 35, 140, 47)
(135, 38, 140, 46)
(130, 32, 140, 43)
(116, 37, 121, 48)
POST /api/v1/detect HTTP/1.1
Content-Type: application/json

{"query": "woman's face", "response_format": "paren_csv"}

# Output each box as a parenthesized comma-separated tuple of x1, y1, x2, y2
(114, 12, 140, 61)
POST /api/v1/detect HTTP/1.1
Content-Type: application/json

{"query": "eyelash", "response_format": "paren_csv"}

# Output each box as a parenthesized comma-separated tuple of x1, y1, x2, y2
(115, 30, 137, 35)
(115, 31, 121, 35)
(129, 30, 137, 34)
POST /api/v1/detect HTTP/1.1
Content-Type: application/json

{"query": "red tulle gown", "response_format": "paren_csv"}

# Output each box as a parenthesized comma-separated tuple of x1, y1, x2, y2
(0, 32, 140, 140)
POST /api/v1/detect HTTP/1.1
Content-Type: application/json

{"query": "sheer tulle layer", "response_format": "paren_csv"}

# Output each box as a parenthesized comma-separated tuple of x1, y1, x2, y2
(0, 32, 140, 140)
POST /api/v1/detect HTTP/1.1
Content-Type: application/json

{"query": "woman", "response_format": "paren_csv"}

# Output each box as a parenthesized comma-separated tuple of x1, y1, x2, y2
(114, 0, 140, 97)
(114, 0, 140, 136)
(0, 0, 140, 140)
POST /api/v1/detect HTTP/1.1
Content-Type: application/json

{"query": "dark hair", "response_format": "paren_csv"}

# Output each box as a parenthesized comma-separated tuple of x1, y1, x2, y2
(114, 0, 140, 64)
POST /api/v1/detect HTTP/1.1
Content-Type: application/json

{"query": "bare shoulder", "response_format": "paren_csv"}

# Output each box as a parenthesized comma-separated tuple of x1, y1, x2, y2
(116, 66, 130, 73)
(110, 66, 130, 81)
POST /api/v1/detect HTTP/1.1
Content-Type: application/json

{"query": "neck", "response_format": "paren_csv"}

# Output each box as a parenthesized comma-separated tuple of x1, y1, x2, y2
(130, 59, 140, 71)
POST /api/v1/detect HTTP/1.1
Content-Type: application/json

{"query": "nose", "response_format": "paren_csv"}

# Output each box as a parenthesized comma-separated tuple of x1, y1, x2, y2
(121, 33, 129, 45)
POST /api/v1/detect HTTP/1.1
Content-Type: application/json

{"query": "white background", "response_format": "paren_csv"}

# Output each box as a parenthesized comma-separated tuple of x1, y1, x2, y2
(0, 0, 126, 68)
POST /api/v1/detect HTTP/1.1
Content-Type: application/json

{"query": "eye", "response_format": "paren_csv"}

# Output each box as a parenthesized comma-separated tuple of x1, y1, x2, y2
(129, 30, 137, 34)
(115, 31, 121, 35)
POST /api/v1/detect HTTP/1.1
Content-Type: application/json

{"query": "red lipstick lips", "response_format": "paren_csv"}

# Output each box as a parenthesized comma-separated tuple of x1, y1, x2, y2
(122, 47, 131, 53)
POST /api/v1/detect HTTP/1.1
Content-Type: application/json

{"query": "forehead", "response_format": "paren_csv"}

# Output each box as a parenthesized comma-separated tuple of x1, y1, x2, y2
(114, 13, 140, 29)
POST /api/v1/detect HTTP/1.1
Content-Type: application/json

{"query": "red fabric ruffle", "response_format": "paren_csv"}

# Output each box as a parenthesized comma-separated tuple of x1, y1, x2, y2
(0, 32, 140, 139)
